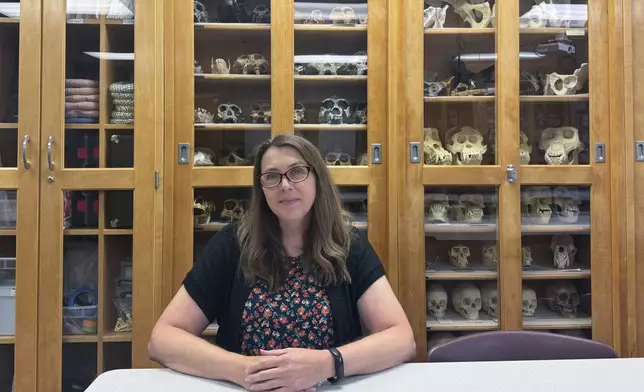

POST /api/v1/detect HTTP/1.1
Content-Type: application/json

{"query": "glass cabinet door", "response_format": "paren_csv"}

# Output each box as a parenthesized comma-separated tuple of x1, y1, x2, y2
(0, 0, 41, 391)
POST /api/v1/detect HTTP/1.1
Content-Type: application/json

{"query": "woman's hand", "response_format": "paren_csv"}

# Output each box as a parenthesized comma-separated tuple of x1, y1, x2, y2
(244, 348, 332, 391)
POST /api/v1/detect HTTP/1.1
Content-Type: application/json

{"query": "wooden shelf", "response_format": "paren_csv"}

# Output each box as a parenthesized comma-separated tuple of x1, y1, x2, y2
(197, 220, 368, 232)
(295, 24, 367, 33)
(0, 229, 16, 236)
(63, 228, 100, 236)
(523, 308, 592, 330)
(66, 18, 101, 25)
(195, 74, 270, 81)
(424, 96, 494, 103)
(66, 124, 134, 130)
(522, 215, 591, 234)
(62, 335, 99, 343)
(194, 123, 270, 131)
(66, 124, 99, 129)
(294, 124, 367, 131)
(519, 27, 587, 36)
(0, 336, 14, 344)
(0, 123, 18, 129)
(295, 75, 367, 82)
(105, 124, 134, 130)
(194, 23, 270, 31)
(426, 222, 496, 234)
(427, 310, 498, 331)
(104, 19, 135, 26)
(104, 229, 133, 236)
(520, 94, 589, 103)
(426, 263, 591, 280)
(103, 331, 132, 342)
(424, 28, 494, 35)
(0, 18, 19, 24)
(522, 265, 591, 280)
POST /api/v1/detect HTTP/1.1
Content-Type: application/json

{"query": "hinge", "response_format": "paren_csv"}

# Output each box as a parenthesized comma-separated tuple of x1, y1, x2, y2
(154, 170, 159, 189)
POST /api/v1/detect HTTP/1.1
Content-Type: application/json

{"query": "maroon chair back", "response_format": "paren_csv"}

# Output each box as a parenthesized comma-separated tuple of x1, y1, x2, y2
(427, 331, 618, 362)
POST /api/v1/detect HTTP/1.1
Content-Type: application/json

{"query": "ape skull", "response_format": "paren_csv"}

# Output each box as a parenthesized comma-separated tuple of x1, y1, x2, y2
(455, 194, 485, 223)
(194, 107, 214, 124)
(325, 152, 351, 166)
(539, 126, 584, 165)
(354, 103, 367, 124)
(553, 187, 581, 223)
(543, 63, 589, 96)
(249, 102, 271, 124)
(423, 4, 449, 28)
(445, 0, 493, 28)
(307, 62, 341, 76)
(231, 54, 269, 75)
(522, 186, 552, 224)
(217, 103, 243, 123)
(449, 245, 470, 268)
(445, 126, 487, 165)
(193, 147, 215, 166)
(480, 282, 498, 318)
(211, 58, 230, 74)
(452, 283, 482, 321)
(221, 199, 245, 221)
(218, 148, 249, 166)
(546, 281, 580, 318)
(423, 128, 452, 165)
(294, 101, 307, 124)
(522, 246, 533, 267)
(520, 131, 532, 165)
(304, 9, 325, 24)
(352, 51, 368, 75)
(427, 284, 448, 319)
(550, 234, 577, 269)
(251, 5, 270, 23)
(426, 193, 450, 223)
(194, 0, 209, 23)
(318, 96, 352, 124)
(522, 286, 538, 317)
(329, 6, 359, 24)
(482, 244, 497, 268)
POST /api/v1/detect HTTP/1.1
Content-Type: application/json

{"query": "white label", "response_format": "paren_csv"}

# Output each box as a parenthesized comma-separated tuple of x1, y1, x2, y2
(566, 28, 585, 36)
(67, 18, 84, 24)
(123, 19, 134, 25)
(435, 317, 454, 324)
(10, 288, 15, 297)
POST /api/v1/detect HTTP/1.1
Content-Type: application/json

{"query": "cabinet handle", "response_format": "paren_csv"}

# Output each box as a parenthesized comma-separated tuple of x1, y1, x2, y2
(47, 136, 55, 170)
(594, 143, 605, 163)
(409, 142, 421, 163)
(506, 165, 517, 183)
(636, 142, 644, 162)
(22, 135, 30, 169)
(371, 143, 382, 164)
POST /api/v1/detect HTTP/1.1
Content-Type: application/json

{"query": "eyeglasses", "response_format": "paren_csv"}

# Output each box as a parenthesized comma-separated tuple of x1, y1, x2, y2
(259, 165, 311, 188)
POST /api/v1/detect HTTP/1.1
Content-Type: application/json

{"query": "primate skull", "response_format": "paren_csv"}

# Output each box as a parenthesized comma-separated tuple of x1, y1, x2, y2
(452, 283, 482, 321)
(520, 131, 532, 165)
(194, 107, 214, 124)
(249, 102, 271, 124)
(424, 81, 449, 97)
(251, 5, 270, 23)
(194, 0, 209, 23)
(546, 281, 580, 318)
(294, 101, 307, 124)
(352, 51, 368, 75)
(211, 58, 231, 74)
(550, 234, 577, 269)
(455, 194, 485, 223)
(193, 147, 215, 166)
(194, 60, 203, 74)
(427, 284, 448, 319)
(217, 103, 243, 123)
(218, 148, 249, 166)
(423, 128, 452, 165)
(304, 9, 325, 24)
(231, 54, 269, 75)
(480, 282, 498, 317)
(329, 6, 359, 24)
(445, 126, 487, 165)
(522, 186, 552, 224)
(307, 62, 341, 76)
(325, 152, 351, 166)
(449, 245, 470, 268)
(543, 63, 589, 96)
(522, 246, 533, 267)
(221, 199, 244, 221)
(423, 4, 449, 28)
(553, 187, 581, 223)
(522, 286, 538, 317)
(318, 96, 352, 124)
(482, 244, 497, 268)
(354, 103, 367, 124)
(539, 126, 584, 165)
(426, 194, 450, 223)
(445, 0, 493, 28)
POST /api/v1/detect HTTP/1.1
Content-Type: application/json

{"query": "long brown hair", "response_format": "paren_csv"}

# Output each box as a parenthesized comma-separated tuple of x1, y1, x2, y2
(237, 134, 353, 291)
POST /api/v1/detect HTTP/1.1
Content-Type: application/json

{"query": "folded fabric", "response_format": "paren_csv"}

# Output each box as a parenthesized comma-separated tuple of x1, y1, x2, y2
(110, 92, 134, 100)
(114, 105, 134, 113)
(112, 98, 134, 106)
(110, 118, 134, 124)
(65, 101, 100, 111)
(109, 82, 135, 94)
(65, 87, 100, 95)
(65, 79, 99, 88)
(111, 111, 134, 120)
(65, 94, 100, 103)
(66, 109, 100, 118)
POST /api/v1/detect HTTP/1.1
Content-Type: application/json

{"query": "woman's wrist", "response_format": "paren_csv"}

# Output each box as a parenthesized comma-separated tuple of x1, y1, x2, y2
(224, 352, 255, 386)
(319, 349, 336, 380)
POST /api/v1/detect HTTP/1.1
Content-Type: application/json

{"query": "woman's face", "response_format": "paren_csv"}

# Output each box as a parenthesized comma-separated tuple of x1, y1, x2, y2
(260, 146, 316, 224)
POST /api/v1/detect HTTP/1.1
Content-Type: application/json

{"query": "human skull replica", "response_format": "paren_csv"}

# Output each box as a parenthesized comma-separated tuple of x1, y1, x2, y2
(522, 285, 538, 317)
(230, 54, 269, 75)
(423, 4, 449, 28)
(217, 103, 243, 123)
(427, 284, 448, 319)
(449, 245, 470, 268)
(546, 281, 580, 318)
(251, 5, 270, 23)
(218, 148, 249, 166)
(304, 9, 325, 24)
(539, 126, 584, 165)
(553, 187, 581, 223)
(193, 147, 215, 166)
(454, 194, 484, 223)
(194, 0, 209, 23)
(452, 283, 482, 321)
(294, 101, 307, 124)
(482, 244, 497, 268)
(249, 102, 271, 124)
(444, 0, 493, 28)
(521, 186, 552, 224)
(543, 63, 589, 96)
(426, 193, 450, 223)
(520, 131, 532, 165)
(307, 62, 341, 76)
(550, 234, 577, 269)
(480, 282, 498, 318)
(211, 58, 230, 74)
(325, 152, 351, 166)
(423, 128, 452, 165)
(318, 96, 352, 124)
(221, 199, 244, 221)
(522, 246, 533, 267)
(329, 6, 359, 24)
(194, 107, 214, 124)
(354, 103, 367, 124)
(445, 126, 487, 165)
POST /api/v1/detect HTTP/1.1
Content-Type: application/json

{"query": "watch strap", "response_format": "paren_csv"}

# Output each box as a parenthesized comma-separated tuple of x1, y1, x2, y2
(327, 347, 344, 383)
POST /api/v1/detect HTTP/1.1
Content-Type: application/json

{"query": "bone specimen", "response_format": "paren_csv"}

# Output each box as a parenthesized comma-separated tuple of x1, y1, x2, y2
(194, 147, 215, 166)
(211, 58, 231, 74)
(358, 153, 368, 166)
(193, 197, 215, 225)
(550, 234, 577, 269)
(426, 193, 450, 223)
(294, 101, 307, 124)
(423, 128, 452, 165)
(194, 0, 209, 23)
(546, 281, 580, 318)
(452, 283, 482, 321)
(325, 152, 351, 166)
(480, 282, 498, 318)
(194, 107, 214, 124)
(251, 5, 270, 23)
(424, 80, 450, 97)
(306, 62, 341, 76)
(427, 284, 448, 319)
(304, 9, 325, 24)
(318, 96, 352, 124)
(522, 186, 553, 224)
(522, 246, 533, 267)
(221, 199, 245, 221)
(519, 3, 550, 28)
(423, 4, 449, 28)
(520, 71, 542, 95)
(194, 60, 203, 74)
(553, 187, 581, 223)
(520, 131, 532, 165)
(445, 126, 487, 165)
(482, 244, 497, 268)
(218, 148, 249, 166)
(539, 126, 584, 165)
(354, 103, 367, 124)
(217, 103, 243, 123)
(449, 244, 470, 268)
(444, 0, 493, 28)
(454, 194, 485, 223)
(231, 54, 269, 75)
(330, 6, 359, 24)
(522, 285, 538, 317)
(249, 102, 271, 124)
(542, 63, 588, 96)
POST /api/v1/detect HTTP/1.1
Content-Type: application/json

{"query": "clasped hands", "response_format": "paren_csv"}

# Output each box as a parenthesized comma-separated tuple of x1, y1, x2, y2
(242, 347, 333, 392)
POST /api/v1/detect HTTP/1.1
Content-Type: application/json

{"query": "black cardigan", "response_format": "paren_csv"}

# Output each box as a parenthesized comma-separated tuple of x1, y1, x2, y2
(183, 222, 386, 354)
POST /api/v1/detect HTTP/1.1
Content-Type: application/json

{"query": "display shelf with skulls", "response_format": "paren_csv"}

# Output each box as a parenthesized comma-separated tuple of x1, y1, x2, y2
(294, 3, 367, 26)
(193, 0, 272, 25)
(424, 281, 499, 331)
(523, 306, 591, 330)
(517, 279, 592, 329)
(426, 309, 498, 331)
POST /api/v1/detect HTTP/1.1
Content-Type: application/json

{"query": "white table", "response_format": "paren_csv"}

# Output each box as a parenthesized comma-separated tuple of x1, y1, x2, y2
(86, 358, 644, 392)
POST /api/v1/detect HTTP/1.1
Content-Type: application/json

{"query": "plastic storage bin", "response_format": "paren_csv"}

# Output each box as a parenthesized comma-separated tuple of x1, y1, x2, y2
(0, 284, 16, 335)
(62, 305, 98, 335)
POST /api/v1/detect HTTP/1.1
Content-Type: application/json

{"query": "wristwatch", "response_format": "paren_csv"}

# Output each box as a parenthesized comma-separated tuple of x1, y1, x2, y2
(326, 347, 344, 383)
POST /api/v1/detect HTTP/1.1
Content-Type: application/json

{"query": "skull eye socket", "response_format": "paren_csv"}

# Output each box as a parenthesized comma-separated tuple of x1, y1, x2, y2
(563, 129, 575, 138)
(558, 293, 568, 302)
(339, 153, 351, 163)
(218, 104, 228, 112)
(457, 135, 467, 143)
(543, 131, 555, 140)
(439, 300, 446, 307)
(231, 105, 242, 114)
(224, 199, 238, 210)
(468, 136, 479, 143)
(522, 300, 529, 307)
(338, 99, 349, 109)
(463, 298, 471, 306)
(322, 99, 335, 109)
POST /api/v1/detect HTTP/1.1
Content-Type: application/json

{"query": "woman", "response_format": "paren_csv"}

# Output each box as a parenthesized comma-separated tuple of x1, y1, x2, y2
(148, 135, 416, 391)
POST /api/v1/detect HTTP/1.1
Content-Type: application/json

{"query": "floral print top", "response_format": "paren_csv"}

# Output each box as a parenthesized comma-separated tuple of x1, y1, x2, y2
(240, 256, 335, 356)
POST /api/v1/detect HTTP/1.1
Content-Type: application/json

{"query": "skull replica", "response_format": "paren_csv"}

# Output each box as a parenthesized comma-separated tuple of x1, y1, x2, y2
(423, 128, 452, 165)
(220, 199, 245, 221)
(454, 194, 485, 223)
(451, 283, 482, 321)
(249, 102, 271, 124)
(449, 245, 470, 268)
(539, 126, 584, 165)
(218, 148, 249, 166)
(550, 234, 577, 269)
(194, 60, 203, 74)
(519, 131, 532, 165)
(211, 58, 231, 74)
(306, 61, 341, 76)
(193, 147, 215, 166)
(325, 152, 351, 166)
(543, 63, 589, 96)
(329, 6, 359, 24)
(352, 51, 368, 76)
(251, 5, 270, 23)
(481, 244, 497, 268)
(318, 96, 352, 124)
(522, 285, 538, 317)
(354, 103, 367, 124)
(445, 126, 487, 165)
(522, 246, 533, 267)
(194, 0, 209, 23)
(521, 186, 552, 224)
(358, 153, 368, 166)
(304, 9, 325, 24)
(444, 0, 493, 28)
(230, 54, 269, 75)
(546, 281, 580, 318)
(423, 4, 449, 29)
(194, 107, 214, 124)
(426, 194, 450, 223)
(480, 282, 498, 318)
(552, 186, 581, 223)
(294, 101, 307, 124)
(217, 103, 243, 123)
(427, 284, 448, 319)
